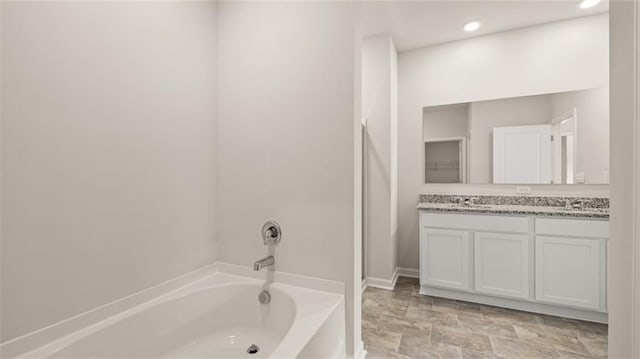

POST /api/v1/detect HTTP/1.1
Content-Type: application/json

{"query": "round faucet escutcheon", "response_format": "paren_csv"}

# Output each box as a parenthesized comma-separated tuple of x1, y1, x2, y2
(261, 220, 282, 245)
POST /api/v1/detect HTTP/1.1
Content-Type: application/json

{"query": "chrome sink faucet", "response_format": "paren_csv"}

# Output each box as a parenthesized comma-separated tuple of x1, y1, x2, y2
(564, 199, 573, 210)
(564, 199, 591, 210)
(463, 197, 479, 206)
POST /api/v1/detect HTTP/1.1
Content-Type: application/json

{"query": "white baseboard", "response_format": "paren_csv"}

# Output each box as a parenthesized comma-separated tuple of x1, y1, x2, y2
(396, 267, 419, 278)
(352, 340, 367, 359)
(363, 267, 420, 291)
(363, 268, 399, 291)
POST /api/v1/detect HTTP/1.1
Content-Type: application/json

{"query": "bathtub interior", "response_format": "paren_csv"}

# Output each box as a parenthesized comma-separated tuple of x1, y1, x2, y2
(46, 284, 296, 358)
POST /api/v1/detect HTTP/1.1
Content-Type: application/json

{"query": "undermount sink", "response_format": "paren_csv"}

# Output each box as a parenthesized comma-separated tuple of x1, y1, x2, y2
(561, 207, 610, 213)
(443, 203, 493, 209)
(463, 204, 493, 209)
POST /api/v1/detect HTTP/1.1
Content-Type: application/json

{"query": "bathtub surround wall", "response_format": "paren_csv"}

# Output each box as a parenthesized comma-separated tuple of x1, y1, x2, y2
(0, 264, 221, 358)
(398, 14, 609, 270)
(216, 1, 362, 355)
(362, 35, 399, 287)
(0, 1, 218, 343)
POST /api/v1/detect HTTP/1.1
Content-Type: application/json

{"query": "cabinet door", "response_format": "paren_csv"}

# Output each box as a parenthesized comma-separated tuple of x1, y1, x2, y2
(474, 232, 530, 299)
(420, 228, 471, 290)
(535, 236, 603, 310)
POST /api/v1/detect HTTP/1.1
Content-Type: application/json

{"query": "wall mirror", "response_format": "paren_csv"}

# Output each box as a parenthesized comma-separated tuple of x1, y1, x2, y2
(422, 88, 609, 185)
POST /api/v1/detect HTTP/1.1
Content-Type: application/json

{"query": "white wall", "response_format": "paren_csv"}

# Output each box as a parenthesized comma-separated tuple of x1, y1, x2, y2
(468, 94, 551, 183)
(398, 14, 609, 270)
(216, 1, 361, 354)
(423, 105, 469, 140)
(609, 2, 636, 357)
(0, 1, 218, 342)
(362, 35, 398, 282)
(550, 88, 610, 184)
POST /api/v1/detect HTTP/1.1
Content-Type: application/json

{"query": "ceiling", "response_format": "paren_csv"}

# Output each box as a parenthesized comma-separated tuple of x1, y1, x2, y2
(361, 0, 609, 52)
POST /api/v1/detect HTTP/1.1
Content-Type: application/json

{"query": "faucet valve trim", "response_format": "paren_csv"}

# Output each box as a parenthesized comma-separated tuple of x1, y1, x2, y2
(262, 220, 282, 245)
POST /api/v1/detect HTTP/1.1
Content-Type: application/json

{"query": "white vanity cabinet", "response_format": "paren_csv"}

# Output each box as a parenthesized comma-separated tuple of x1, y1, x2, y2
(419, 211, 609, 323)
(535, 218, 608, 311)
(420, 228, 471, 290)
(474, 232, 530, 299)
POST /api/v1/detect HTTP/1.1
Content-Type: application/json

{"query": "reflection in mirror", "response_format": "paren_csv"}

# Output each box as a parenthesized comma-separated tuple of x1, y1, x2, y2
(555, 116, 576, 184)
(424, 138, 466, 184)
(422, 88, 609, 185)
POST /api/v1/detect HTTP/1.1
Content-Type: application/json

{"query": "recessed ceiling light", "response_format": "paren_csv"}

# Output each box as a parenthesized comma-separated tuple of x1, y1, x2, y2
(579, 0, 601, 9)
(464, 21, 480, 32)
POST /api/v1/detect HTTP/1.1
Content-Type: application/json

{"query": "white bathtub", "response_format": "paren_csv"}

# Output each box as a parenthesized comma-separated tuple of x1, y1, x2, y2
(16, 269, 345, 359)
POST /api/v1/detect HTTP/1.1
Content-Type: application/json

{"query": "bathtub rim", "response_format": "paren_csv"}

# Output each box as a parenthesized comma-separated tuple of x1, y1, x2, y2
(0, 262, 344, 359)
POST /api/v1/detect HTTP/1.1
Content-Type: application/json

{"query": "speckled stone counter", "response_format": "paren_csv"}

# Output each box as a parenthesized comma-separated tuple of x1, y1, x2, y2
(417, 194, 609, 219)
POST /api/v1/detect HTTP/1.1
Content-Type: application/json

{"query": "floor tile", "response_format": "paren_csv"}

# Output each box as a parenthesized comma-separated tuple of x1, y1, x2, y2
(398, 335, 463, 359)
(363, 296, 409, 319)
(513, 323, 590, 355)
(457, 314, 519, 340)
(556, 349, 602, 359)
(578, 335, 608, 358)
(431, 297, 459, 314)
(363, 327, 403, 353)
(430, 325, 493, 354)
(367, 347, 413, 359)
(362, 277, 608, 359)
(377, 313, 433, 336)
(405, 306, 459, 328)
(491, 337, 559, 358)
(481, 305, 538, 324)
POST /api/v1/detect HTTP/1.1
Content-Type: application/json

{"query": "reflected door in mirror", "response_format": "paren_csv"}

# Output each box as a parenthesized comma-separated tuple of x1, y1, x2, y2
(493, 125, 552, 184)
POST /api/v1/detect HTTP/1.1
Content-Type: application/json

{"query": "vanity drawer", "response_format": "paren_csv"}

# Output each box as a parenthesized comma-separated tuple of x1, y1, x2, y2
(535, 218, 609, 238)
(420, 212, 529, 233)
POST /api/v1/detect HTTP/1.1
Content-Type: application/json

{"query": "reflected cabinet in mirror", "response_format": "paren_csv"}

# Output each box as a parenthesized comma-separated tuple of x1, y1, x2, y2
(423, 88, 609, 185)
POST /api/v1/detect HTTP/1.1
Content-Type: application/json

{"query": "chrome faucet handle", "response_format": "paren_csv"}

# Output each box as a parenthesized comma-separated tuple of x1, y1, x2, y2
(262, 220, 282, 245)
(572, 199, 592, 209)
(463, 197, 479, 206)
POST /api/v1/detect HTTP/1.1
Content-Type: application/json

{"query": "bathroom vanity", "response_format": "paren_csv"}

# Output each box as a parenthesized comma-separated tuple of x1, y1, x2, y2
(418, 195, 609, 323)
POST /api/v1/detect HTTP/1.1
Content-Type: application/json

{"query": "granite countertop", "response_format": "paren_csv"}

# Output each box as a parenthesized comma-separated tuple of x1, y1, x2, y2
(416, 195, 609, 219)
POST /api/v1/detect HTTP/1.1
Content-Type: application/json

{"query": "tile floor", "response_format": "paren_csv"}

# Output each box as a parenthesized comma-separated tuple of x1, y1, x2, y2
(362, 277, 608, 359)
